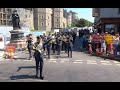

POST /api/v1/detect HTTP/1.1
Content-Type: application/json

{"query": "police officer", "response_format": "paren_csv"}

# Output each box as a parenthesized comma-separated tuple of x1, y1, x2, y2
(33, 36, 44, 79)
(66, 34, 73, 58)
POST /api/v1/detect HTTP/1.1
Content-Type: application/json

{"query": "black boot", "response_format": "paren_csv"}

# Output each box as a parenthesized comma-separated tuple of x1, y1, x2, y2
(35, 75, 38, 78)
(40, 76, 44, 80)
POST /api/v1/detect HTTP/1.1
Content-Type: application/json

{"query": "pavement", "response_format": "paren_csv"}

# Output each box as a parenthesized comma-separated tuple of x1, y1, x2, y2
(0, 36, 120, 82)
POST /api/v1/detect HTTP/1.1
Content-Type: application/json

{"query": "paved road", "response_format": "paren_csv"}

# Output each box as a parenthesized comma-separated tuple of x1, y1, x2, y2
(0, 36, 120, 82)
(1, 50, 120, 82)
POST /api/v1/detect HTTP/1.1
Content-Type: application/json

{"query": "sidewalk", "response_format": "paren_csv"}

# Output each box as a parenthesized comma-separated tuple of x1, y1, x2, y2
(83, 51, 120, 61)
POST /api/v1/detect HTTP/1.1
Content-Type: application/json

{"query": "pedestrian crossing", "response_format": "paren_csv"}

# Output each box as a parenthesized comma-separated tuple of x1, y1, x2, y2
(1, 58, 120, 66)
(46, 58, 120, 66)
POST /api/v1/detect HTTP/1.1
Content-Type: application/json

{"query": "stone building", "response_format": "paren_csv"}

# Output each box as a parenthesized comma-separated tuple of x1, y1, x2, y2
(0, 8, 12, 26)
(67, 12, 72, 27)
(33, 8, 52, 31)
(11, 8, 34, 29)
(52, 8, 64, 29)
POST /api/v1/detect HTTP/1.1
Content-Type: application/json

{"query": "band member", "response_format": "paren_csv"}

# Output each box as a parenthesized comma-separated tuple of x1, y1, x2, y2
(33, 36, 44, 79)
(45, 35, 52, 59)
(66, 34, 73, 58)
(56, 34, 62, 55)
(26, 35, 33, 60)
(51, 34, 56, 54)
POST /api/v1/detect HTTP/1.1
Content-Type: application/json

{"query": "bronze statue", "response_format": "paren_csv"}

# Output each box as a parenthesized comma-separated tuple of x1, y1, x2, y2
(12, 10, 21, 30)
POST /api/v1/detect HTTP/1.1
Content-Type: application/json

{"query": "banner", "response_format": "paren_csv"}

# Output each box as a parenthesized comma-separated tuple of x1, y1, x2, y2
(104, 35, 114, 44)
(92, 34, 102, 43)
(5, 45, 16, 53)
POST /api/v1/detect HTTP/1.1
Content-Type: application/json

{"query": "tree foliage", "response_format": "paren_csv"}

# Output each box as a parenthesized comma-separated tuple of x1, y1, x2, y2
(72, 18, 93, 27)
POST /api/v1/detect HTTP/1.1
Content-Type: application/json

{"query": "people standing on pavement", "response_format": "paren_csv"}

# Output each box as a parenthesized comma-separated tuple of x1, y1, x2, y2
(113, 33, 119, 56)
(26, 35, 33, 60)
(33, 36, 44, 79)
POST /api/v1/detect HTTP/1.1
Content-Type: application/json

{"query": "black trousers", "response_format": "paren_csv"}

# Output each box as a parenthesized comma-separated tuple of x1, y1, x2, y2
(56, 45, 61, 55)
(67, 45, 72, 58)
(64, 43, 67, 52)
(52, 43, 56, 53)
(28, 48, 32, 58)
(47, 47, 51, 58)
(35, 55, 43, 77)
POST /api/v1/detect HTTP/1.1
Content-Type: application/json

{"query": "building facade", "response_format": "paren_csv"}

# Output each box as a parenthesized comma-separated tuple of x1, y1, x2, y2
(33, 8, 52, 31)
(93, 8, 120, 34)
(0, 8, 12, 26)
(69, 11, 79, 23)
(67, 12, 72, 27)
(63, 17, 67, 28)
(52, 8, 64, 29)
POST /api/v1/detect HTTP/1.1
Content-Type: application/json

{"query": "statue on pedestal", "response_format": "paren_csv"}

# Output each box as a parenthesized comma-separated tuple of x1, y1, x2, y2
(12, 10, 21, 30)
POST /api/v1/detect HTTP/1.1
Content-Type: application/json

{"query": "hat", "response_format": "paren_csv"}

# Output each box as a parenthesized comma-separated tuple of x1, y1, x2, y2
(36, 36, 40, 39)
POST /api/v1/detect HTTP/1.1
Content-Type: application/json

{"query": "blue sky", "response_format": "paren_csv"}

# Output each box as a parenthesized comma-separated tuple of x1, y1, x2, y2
(65, 8, 94, 22)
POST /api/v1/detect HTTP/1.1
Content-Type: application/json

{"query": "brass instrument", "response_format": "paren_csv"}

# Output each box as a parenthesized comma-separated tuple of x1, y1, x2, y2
(33, 42, 43, 54)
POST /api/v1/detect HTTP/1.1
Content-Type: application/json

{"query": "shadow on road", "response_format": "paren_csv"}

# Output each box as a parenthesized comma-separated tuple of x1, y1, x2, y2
(54, 55, 68, 59)
(17, 66, 36, 72)
(10, 75, 36, 80)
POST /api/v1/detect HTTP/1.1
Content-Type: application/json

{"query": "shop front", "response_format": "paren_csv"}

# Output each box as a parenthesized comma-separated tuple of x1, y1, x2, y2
(95, 18, 120, 34)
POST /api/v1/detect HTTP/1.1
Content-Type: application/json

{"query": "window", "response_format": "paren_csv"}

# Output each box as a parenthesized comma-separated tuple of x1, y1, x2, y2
(48, 23, 49, 25)
(57, 19, 58, 22)
(42, 22, 44, 26)
(48, 16, 49, 19)
(42, 16, 44, 19)
(57, 25, 59, 27)
(118, 8, 120, 14)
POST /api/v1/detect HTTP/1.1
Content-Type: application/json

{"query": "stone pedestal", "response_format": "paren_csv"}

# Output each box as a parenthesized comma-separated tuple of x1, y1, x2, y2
(9, 30, 26, 49)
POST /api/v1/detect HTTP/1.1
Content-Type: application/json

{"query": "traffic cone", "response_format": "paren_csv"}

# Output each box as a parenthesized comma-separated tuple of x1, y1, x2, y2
(89, 44, 92, 54)
(96, 44, 100, 55)
(108, 44, 115, 58)
(10, 53, 14, 59)
(9, 49, 14, 59)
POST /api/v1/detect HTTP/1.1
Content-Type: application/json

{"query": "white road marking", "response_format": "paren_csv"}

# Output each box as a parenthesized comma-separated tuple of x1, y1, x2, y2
(60, 61, 65, 63)
(100, 61, 110, 63)
(87, 62, 97, 64)
(74, 60, 83, 61)
(61, 59, 69, 61)
(113, 61, 120, 64)
(101, 63, 112, 65)
(49, 59, 57, 61)
(73, 62, 83, 63)
(48, 61, 56, 63)
(115, 64, 120, 66)
(87, 60, 96, 62)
